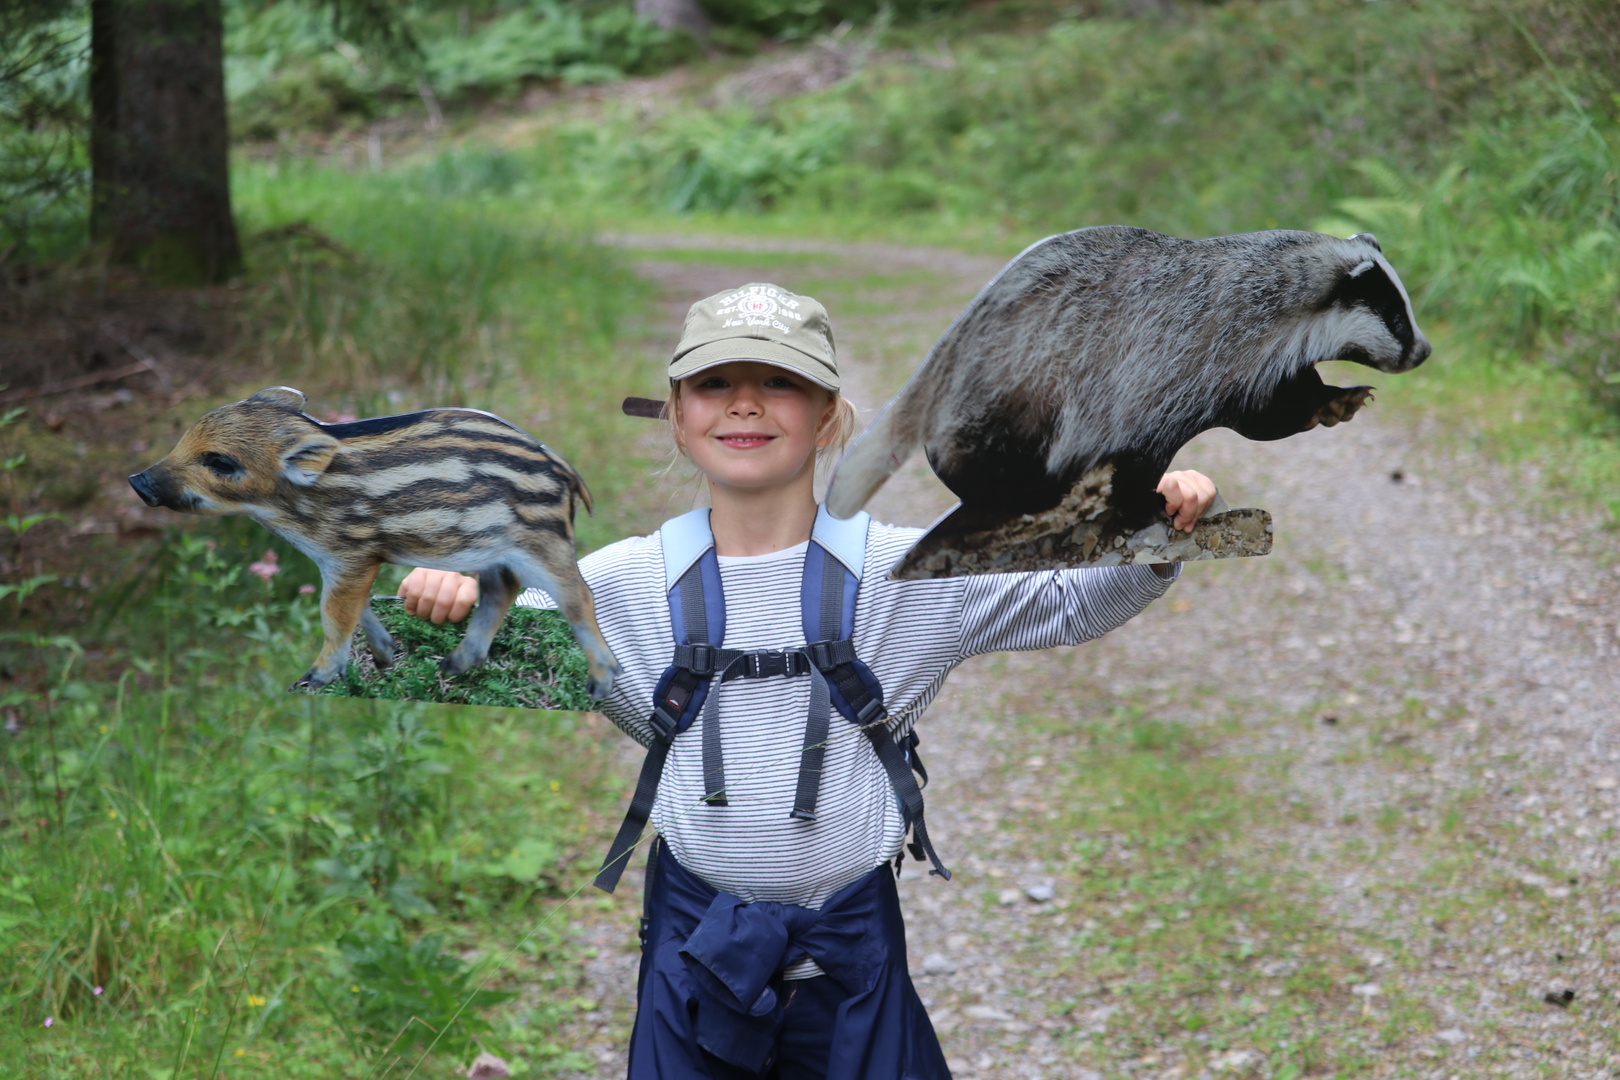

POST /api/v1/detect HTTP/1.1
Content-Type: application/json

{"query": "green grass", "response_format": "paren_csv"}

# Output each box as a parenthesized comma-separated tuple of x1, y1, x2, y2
(1, 526, 631, 1077)
(316, 599, 593, 711)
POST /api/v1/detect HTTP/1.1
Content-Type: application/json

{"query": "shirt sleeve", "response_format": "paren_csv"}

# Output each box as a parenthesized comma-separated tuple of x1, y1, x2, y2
(957, 563, 1179, 659)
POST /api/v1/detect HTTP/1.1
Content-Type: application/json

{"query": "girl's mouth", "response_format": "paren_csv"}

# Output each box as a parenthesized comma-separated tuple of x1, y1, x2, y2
(717, 433, 775, 450)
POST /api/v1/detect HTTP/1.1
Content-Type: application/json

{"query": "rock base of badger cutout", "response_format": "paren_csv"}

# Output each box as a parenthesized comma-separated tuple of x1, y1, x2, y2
(890, 491, 1272, 580)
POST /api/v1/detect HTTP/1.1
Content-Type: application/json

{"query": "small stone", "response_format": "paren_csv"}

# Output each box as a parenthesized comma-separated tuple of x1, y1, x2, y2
(964, 1004, 1014, 1022)
(945, 932, 971, 951)
(1134, 523, 1169, 549)
(998, 887, 1022, 906)
(1435, 1028, 1466, 1044)
(1023, 882, 1055, 903)
(922, 952, 955, 975)
(1351, 983, 1381, 997)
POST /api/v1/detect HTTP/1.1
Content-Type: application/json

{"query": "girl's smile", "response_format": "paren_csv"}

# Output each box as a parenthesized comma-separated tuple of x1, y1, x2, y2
(715, 430, 777, 450)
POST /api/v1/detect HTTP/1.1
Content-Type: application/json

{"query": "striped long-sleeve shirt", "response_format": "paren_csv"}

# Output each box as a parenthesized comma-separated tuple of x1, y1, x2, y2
(520, 515, 1176, 910)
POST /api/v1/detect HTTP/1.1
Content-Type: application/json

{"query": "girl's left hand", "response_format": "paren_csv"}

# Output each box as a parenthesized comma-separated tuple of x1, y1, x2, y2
(1157, 470, 1219, 532)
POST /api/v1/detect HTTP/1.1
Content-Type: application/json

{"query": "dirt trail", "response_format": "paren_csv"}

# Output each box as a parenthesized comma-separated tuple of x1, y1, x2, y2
(549, 236, 1620, 1079)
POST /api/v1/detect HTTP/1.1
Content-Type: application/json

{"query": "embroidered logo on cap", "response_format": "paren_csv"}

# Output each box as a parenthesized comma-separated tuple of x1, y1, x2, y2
(717, 285, 805, 334)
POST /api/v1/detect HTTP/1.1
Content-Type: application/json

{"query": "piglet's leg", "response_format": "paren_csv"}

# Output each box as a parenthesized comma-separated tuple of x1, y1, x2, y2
(296, 562, 381, 690)
(441, 565, 520, 676)
(522, 548, 622, 702)
(359, 604, 396, 667)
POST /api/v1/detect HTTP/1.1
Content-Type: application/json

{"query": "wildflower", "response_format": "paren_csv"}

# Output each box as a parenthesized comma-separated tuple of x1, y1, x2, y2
(298, 583, 317, 595)
(93, 986, 103, 996)
(42, 1017, 52, 1028)
(107, 810, 117, 820)
(350, 985, 359, 993)
(235, 1049, 245, 1058)
(99, 725, 108, 735)
(549, 780, 560, 792)
(467, 1052, 511, 1079)
(248, 551, 280, 581)
(247, 994, 266, 1007)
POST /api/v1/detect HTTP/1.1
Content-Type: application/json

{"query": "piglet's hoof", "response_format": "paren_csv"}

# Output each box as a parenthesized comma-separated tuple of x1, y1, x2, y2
(292, 667, 341, 692)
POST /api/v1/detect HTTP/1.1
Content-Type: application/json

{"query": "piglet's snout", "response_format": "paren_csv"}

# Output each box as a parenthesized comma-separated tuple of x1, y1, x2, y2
(129, 471, 162, 507)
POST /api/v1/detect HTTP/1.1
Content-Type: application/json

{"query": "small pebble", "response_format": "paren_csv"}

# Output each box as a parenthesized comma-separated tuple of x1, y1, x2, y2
(1022, 882, 1055, 902)
(922, 952, 954, 975)
(997, 887, 1021, 906)
(964, 1004, 1014, 1021)
(1435, 1028, 1466, 1044)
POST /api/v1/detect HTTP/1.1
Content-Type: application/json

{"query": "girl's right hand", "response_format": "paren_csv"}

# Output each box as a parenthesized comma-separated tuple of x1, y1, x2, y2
(398, 568, 479, 624)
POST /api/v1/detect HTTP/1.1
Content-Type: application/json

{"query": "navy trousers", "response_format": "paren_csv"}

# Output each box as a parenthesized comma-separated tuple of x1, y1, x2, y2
(627, 842, 951, 1080)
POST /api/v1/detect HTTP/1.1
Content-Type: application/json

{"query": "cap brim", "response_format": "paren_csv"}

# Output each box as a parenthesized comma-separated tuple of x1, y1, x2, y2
(669, 338, 839, 391)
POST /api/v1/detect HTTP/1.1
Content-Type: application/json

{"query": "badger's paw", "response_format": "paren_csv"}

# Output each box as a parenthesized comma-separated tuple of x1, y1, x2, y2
(1311, 385, 1374, 429)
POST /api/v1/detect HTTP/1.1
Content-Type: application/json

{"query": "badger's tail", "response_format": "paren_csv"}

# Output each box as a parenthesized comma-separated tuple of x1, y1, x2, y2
(826, 389, 926, 519)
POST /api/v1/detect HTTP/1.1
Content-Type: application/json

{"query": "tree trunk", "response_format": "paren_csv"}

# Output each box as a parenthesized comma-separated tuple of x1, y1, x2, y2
(90, 0, 241, 284)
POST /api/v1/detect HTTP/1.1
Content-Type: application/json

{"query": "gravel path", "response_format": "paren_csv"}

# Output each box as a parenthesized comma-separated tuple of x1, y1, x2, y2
(542, 236, 1619, 1079)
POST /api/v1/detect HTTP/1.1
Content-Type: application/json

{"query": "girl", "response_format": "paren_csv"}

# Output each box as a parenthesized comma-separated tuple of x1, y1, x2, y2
(400, 283, 1216, 1079)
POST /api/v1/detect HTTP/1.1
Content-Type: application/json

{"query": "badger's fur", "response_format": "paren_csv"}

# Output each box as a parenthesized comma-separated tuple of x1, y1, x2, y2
(826, 227, 1430, 529)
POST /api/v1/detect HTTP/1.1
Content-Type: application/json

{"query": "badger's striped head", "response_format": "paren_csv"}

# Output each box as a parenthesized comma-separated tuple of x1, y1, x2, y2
(1298, 232, 1431, 375)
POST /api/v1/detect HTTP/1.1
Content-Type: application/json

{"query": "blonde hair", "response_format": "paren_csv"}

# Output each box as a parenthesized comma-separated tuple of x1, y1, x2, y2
(665, 382, 859, 463)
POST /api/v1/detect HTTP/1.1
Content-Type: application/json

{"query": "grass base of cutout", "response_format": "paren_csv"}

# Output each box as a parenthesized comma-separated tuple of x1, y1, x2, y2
(307, 597, 593, 710)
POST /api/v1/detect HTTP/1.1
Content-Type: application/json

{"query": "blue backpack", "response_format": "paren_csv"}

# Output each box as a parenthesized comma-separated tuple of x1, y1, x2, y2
(594, 505, 950, 893)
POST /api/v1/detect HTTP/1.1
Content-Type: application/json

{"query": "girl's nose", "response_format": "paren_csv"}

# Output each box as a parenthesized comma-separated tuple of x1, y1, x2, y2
(727, 388, 763, 416)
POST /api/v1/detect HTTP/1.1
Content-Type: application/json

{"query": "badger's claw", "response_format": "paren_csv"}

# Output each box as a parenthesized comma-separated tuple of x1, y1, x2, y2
(1311, 385, 1374, 429)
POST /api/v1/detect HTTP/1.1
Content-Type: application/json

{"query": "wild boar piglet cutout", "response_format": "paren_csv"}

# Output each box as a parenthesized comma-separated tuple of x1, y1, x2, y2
(826, 227, 1429, 573)
(130, 387, 621, 698)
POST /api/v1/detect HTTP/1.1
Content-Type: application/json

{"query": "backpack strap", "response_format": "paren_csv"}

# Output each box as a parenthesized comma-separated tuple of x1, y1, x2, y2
(595, 511, 723, 892)
(801, 509, 950, 880)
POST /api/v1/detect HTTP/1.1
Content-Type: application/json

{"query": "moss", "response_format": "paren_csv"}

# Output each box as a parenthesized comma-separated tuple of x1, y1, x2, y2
(312, 597, 593, 710)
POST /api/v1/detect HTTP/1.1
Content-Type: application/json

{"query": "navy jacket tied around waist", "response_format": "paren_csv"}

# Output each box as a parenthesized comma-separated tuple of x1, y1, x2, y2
(631, 847, 950, 1079)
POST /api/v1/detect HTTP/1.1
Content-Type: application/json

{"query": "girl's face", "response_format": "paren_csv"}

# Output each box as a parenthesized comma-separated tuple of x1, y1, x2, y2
(676, 361, 836, 494)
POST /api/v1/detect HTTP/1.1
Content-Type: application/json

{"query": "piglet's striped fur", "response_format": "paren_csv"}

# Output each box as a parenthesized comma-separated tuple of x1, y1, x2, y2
(130, 386, 620, 699)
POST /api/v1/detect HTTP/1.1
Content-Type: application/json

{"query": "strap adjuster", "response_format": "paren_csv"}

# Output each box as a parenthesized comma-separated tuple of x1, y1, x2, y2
(685, 642, 716, 675)
(649, 702, 681, 741)
(855, 698, 885, 725)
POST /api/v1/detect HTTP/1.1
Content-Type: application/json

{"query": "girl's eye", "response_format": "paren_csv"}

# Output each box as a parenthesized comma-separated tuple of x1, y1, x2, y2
(697, 377, 729, 390)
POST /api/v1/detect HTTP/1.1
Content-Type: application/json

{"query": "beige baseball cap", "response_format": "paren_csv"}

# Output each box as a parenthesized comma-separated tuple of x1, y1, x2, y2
(668, 283, 839, 391)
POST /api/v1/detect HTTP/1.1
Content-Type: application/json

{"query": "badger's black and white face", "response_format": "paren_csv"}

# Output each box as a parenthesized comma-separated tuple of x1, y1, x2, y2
(1301, 232, 1431, 375)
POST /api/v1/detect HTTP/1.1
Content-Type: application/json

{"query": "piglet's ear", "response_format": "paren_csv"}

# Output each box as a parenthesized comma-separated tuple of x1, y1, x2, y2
(248, 386, 308, 412)
(280, 433, 340, 486)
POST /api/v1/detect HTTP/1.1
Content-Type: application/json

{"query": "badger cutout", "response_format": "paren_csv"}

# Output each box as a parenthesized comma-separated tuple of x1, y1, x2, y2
(130, 387, 621, 701)
(825, 228, 1430, 578)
